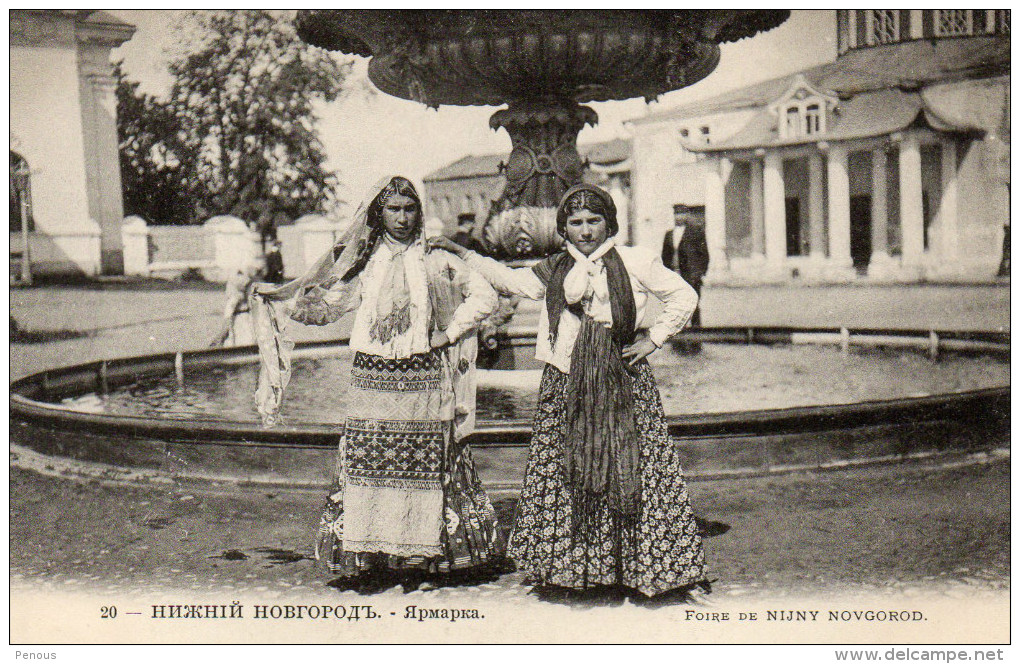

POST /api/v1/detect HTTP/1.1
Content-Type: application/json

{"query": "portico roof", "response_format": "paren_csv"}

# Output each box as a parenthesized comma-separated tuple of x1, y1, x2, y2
(632, 35, 1009, 153)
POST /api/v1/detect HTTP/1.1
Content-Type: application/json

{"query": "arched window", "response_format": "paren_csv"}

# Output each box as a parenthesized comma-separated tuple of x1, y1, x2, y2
(805, 104, 822, 135)
(784, 107, 801, 137)
(10, 151, 33, 233)
(772, 75, 836, 139)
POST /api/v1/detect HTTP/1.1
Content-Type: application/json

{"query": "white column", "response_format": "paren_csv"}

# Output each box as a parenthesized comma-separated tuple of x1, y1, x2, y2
(763, 152, 787, 269)
(79, 71, 126, 274)
(121, 215, 151, 276)
(899, 133, 925, 270)
(749, 159, 765, 260)
(939, 140, 959, 262)
(826, 143, 852, 269)
(704, 156, 728, 277)
(909, 10, 924, 39)
(870, 148, 889, 262)
(807, 152, 826, 258)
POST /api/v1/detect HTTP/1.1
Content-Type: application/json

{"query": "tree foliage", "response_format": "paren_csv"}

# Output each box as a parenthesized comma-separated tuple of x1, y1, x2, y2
(117, 10, 349, 228)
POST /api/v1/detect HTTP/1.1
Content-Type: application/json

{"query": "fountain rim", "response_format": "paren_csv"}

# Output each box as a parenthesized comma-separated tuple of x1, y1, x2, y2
(10, 326, 1009, 449)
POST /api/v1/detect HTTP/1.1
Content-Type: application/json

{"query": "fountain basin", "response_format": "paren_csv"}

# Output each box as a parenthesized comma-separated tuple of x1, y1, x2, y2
(9, 327, 1009, 489)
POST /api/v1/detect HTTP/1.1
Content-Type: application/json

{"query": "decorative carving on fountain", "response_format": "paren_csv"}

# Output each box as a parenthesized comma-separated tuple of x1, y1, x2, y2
(483, 98, 597, 258)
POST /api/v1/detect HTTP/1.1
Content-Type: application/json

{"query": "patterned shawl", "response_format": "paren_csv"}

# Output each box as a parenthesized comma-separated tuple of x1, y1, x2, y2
(249, 177, 478, 437)
(532, 186, 643, 521)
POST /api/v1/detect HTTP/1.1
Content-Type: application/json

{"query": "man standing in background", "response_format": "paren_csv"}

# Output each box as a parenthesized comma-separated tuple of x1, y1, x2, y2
(453, 213, 484, 254)
(661, 203, 709, 352)
(264, 237, 286, 284)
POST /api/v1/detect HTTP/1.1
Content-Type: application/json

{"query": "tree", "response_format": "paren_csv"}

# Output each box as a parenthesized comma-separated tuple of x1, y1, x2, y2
(117, 10, 350, 228)
(115, 62, 193, 225)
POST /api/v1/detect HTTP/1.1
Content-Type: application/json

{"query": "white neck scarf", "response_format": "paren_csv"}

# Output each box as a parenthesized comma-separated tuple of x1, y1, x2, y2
(564, 236, 616, 305)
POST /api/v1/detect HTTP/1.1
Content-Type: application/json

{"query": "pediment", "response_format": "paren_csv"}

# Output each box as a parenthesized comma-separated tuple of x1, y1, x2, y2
(767, 74, 839, 115)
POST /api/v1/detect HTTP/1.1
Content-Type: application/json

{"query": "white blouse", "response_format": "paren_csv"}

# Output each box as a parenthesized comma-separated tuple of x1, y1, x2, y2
(465, 238, 698, 373)
(347, 236, 497, 359)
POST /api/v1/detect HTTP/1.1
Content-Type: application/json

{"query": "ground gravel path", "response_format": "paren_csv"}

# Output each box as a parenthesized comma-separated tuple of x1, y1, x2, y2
(10, 454, 1008, 604)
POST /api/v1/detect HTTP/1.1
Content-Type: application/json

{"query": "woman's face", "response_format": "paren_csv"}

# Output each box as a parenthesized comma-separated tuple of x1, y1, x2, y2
(381, 193, 420, 243)
(565, 209, 609, 256)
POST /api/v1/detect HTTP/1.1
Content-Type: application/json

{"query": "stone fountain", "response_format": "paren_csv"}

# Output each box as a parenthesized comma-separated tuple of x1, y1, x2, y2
(296, 9, 789, 259)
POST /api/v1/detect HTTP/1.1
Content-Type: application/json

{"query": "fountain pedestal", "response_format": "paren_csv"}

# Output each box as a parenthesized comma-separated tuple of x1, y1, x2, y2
(483, 98, 597, 258)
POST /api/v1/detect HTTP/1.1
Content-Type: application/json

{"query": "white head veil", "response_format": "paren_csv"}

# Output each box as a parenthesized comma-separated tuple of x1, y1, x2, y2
(249, 176, 410, 426)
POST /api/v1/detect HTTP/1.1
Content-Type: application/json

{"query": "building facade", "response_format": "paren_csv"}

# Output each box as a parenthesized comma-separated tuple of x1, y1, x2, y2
(422, 139, 634, 244)
(10, 10, 135, 277)
(630, 10, 1009, 283)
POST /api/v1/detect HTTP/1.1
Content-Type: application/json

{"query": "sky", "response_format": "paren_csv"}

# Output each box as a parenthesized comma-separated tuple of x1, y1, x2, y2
(111, 10, 837, 215)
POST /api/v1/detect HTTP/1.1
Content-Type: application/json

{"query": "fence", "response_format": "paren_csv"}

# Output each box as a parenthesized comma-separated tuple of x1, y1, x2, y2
(122, 214, 344, 282)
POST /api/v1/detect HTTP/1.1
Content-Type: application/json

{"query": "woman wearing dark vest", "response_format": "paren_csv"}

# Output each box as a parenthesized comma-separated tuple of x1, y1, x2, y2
(429, 184, 708, 598)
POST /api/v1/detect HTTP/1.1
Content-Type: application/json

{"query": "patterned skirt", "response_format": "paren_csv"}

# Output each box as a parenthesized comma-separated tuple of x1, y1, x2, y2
(316, 349, 505, 576)
(508, 362, 708, 596)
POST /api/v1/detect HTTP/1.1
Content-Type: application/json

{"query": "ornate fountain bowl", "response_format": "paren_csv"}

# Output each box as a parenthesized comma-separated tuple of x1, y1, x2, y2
(297, 10, 789, 107)
(297, 10, 790, 258)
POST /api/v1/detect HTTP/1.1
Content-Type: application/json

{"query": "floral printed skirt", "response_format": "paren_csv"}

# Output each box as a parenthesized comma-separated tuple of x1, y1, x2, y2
(315, 350, 505, 577)
(508, 362, 707, 596)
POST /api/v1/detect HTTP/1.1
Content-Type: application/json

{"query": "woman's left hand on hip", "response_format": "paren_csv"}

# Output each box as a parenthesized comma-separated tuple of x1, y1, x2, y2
(622, 332, 657, 366)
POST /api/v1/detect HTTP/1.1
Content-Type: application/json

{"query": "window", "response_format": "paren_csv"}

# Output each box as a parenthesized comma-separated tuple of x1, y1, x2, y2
(805, 104, 822, 135)
(779, 100, 831, 138)
(867, 10, 900, 45)
(934, 10, 973, 37)
(680, 128, 689, 138)
(784, 107, 801, 137)
(699, 126, 710, 145)
(771, 75, 836, 139)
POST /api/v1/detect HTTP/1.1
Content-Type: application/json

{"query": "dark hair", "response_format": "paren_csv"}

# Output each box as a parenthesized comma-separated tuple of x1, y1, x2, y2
(366, 176, 421, 230)
(555, 184, 618, 237)
(341, 176, 421, 282)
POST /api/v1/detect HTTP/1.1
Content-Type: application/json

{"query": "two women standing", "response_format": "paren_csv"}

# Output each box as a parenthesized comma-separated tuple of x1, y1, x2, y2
(252, 177, 706, 598)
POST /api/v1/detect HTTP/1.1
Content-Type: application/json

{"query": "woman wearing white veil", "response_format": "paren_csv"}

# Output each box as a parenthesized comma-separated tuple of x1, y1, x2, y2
(250, 176, 504, 581)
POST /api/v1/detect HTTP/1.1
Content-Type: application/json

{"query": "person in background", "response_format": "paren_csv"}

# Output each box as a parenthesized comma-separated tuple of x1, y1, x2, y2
(453, 213, 483, 254)
(661, 204, 709, 353)
(997, 218, 1009, 277)
(264, 237, 285, 284)
(209, 255, 266, 347)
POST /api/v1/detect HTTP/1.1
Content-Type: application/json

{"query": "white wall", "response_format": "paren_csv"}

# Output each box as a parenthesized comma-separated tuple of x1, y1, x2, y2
(955, 138, 1009, 276)
(11, 39, 97, 273)
(631, 108, 757, 250)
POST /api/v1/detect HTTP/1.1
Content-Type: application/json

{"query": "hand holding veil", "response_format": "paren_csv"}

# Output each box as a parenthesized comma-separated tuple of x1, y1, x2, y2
(248, 178, 392, 427)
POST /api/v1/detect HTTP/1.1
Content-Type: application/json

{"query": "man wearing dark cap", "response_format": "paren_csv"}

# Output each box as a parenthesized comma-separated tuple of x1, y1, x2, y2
(661, 204, 709, 352)
(453, 213, 483, 253)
